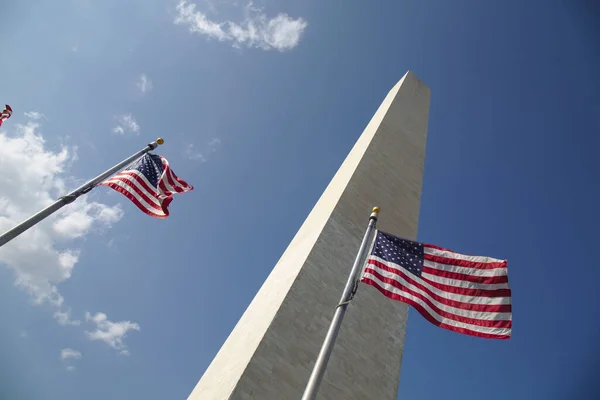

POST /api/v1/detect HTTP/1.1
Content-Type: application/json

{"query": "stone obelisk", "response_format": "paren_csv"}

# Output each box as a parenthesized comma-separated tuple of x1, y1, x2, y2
(188, 71, 430, 399)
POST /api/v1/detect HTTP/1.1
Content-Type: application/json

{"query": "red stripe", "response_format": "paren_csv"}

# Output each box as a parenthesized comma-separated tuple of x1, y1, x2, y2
(102, 176, 160, 212)
(112, 171, 158, 198)
(422, 266, 509, 285)
(159, 165, 179, 194)
(424, 244, 453, 251)
(424, 253, 507, 270)
(165, 167, 185, 193)
(159, 157, 192, 194)
(158, 170, 175, 196)
(422, 274, 512, 299)
(158, 180, 170, 196)
(364, 264, 512, 313)
(361, 278, 511, 340)
(111, 170, 174, 216)
(364, 268, 512, 329)
(161, 195, 173, 217)
(100, 175, 162, 212)
(100, 182, 166, 219)
(98, 155, 191, 219)
(161, 156, 193, 191)
(367, 259, 511, 299)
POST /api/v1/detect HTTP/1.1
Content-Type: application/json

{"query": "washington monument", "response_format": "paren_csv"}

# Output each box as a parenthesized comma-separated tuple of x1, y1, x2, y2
(188, 71, 431, 399)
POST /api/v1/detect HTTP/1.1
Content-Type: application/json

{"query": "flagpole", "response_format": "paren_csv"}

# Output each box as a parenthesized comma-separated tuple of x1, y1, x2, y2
(301, 206, 380, 400)
(0, 138, 165, 248)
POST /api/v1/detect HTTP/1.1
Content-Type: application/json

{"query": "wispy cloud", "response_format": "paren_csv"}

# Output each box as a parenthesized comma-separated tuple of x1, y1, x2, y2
(84, 312, 140, 355)
(174, 0, 307, 51)
(185, 144, 205, 161)
(61, 348, 82, 371)
(60, 348, 82, 361)
(24, 111, 45, 120)
(136, 74, 153, 94)
(185, 137, 221, 161)
(113, 114, 140, 135)
(20, 330, 28, 338)
(106, 234, 130, 253)
(54, 309, 81, 326)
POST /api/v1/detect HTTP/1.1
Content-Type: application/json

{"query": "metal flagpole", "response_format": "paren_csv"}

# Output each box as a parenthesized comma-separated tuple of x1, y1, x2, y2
(301, 206, 380, 400)
(0, 138, 165, 248)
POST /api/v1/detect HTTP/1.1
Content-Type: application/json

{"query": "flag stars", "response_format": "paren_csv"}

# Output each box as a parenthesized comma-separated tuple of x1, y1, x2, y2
(371, 232, 424, 278)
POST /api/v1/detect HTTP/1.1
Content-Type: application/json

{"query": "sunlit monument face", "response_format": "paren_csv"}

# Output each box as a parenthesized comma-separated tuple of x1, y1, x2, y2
(188, 71, 431, 400)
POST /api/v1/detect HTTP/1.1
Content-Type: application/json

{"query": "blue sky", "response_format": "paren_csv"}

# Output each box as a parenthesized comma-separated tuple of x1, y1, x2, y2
(0, 0, 599, 399)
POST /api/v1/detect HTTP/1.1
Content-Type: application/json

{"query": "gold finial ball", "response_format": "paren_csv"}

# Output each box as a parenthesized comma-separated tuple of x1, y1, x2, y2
(372, 206, 380, 214)
(156, 138, 164, 145)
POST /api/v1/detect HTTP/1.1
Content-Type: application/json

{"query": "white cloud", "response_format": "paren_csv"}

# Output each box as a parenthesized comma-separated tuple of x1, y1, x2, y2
(113, 114, 140, 135)
(84, 312, 140, 354)
(136, 74, 153, 94)
(0, 122, 123, 308)
(185, 137, 221, 162)
(54, 309, 81, 326)
(24, 111, 44, 120)
(53, 203, 123, 239)
(60, 348, 82, 360)
(174, 0, 307, 51)
(61, 347, 80, 372)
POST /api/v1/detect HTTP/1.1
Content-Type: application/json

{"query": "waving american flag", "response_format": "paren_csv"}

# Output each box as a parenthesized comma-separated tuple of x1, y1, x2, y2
(361, 230, 512, 340)
(100, 153, 193, 218)
(0, 104, 12, 127)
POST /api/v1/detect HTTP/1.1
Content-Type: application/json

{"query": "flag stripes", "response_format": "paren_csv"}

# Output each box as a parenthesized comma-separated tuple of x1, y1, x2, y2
(100, 153, 192, 218)
(361, 231, 512, 340)
(0, 104, 12, 127)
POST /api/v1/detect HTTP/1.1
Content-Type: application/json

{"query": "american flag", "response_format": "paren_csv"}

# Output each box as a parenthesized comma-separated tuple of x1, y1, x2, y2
(361, 230, 512, 339)
(0, 104, 12, 127)
(100, 153, 193, 218)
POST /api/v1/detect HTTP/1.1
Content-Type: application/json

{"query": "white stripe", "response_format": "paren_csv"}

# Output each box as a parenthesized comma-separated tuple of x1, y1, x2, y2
(422, 272, 510, 291)
(365, 266, 511, 321)
(366, 257, 511, 305)
(157, 183, 168, 197)
(167, 168, 189, 191)
(102, 180, 165, 216)
(108, 171, 161, 204)
(424, 260, 508, 277)
(424, 246, 505, 264)
(107, 181, 164, 215)
(363, 272, 512, 337)
(158, 158, 178, 195)
(124, 170, 159, 194)
(160, 167, 181, 195)
(161, 156, 191, 193)
(103, 176, 161, 209)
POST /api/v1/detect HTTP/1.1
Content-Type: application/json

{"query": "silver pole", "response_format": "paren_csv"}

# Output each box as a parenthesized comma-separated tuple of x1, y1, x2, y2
(0, 138, 165, 248)
(301, 206, 380, 400)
